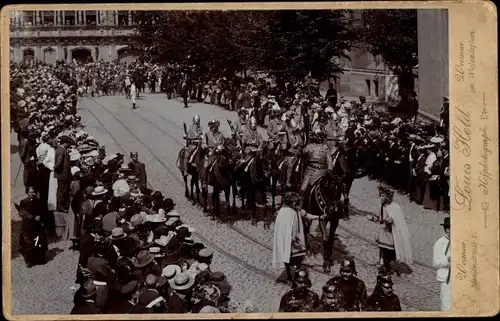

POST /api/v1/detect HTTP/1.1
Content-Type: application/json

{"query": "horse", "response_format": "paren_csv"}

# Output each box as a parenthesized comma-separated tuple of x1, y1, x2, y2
(176, 141, 205, 205)
(199, 138, 238, 222)
(234, 144, 271, 226)
(301, 171, 345, 273)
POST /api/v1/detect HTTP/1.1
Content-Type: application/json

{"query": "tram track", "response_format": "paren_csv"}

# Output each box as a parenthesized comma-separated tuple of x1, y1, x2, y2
(108, 96, 436, 271)
(82, 96, 435, 310)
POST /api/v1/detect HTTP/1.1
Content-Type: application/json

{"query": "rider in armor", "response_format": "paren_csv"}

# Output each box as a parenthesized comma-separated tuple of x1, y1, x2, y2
(233, 109, 248, 139)
(181, 115, 204, 177)
(267, 108, 288, 151)
(236, 117, 264, 171)
(285, 118, 304, 189)
(202, 120, 225, 187)
(324, 107, 340, 152)
(278, 269, 320, 312)
(299, 130, 333, 209)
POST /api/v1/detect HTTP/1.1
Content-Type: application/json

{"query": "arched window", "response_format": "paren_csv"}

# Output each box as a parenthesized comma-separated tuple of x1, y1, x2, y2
(23, 48, 35, 62)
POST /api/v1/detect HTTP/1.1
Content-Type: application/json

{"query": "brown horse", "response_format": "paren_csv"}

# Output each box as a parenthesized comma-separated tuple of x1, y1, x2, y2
(176, 142, 205, 205)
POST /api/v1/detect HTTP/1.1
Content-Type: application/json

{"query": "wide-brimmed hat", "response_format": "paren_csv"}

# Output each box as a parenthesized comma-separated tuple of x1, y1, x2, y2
(149, 246, 165, 258)
(92, 186, 108, 196)
(169, 273, 195, 291)
(167, 210, 181, 218)
(209, 272, 228, 287)
(110, 227, 127, 240)
(121, 280, 139, 296)
(162, 264, 182, 279)
(131, 250, 155, 268)
(176, 224, 195, 233)
(441, 217, 450, 229)
(154, 234, 172, 247)
(430, 136, 444, 144)
(148, 214, 167, 223)
(198, 248, 214, 261)
(81, 279, 98, 298)
(130, 213, 147, 227)
(69, 149, 81, 161)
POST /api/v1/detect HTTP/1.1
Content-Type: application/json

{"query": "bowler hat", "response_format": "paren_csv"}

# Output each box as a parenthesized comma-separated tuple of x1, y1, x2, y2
(120, 280, 139, 296)
(441, 217, 450, 228)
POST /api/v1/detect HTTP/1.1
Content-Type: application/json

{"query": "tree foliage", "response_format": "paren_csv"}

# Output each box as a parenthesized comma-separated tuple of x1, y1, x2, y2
(360, 9, 418, 97)
(131, 10, 356, 81)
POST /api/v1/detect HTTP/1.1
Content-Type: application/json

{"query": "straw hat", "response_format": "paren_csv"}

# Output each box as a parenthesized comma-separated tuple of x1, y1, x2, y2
(92, 186, 108, 196)
(109, 227, 127, 240)
(162, 264, 182, 279)
(169, 273, 195, 291)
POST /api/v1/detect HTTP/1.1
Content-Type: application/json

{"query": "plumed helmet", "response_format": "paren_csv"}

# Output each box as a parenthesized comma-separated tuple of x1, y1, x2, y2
(193, 114, 200, 123)
(249, 117, 257, 127)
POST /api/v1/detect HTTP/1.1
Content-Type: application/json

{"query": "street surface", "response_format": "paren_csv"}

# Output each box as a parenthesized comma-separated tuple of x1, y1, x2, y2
(9, 93, 447, 314)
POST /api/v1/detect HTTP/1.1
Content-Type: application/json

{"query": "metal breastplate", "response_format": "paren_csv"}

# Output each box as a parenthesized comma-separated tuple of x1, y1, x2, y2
(309, 146, 328, 165)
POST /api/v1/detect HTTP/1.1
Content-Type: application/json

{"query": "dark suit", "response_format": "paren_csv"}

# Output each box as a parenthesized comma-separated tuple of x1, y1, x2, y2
(128, 161, 147, 190)
(54, 146, 71, 211)
(167, 292, 190, 313)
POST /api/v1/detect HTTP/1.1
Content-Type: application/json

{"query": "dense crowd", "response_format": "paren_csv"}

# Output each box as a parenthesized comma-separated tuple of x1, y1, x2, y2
(10, 62, 258, 314)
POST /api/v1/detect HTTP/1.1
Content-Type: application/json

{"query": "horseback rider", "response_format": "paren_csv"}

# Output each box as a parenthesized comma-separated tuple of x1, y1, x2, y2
(324, 106, 340, 152)
(285, 118, 304, 189)
(236, 117, 264, 171)
(267, 108, 288, 152)
(233, 109, 249, 139)
(181, 115, 204, 177)
(299, 130, 333, 209)
(201, 120, 225, 187)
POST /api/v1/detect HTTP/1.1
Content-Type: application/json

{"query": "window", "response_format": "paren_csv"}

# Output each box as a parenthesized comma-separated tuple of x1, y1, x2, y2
(365, 79, 371, 96)
(22, 11, 34, 27)
(118, 11, 129, 26)
(86, 10, 97, 25)
(64, 11, 76, 26)
(42, 11, 54, 26)
(373, 80, 379, 97)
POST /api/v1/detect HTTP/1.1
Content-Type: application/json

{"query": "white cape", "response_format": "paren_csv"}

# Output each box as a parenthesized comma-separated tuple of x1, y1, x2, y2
(386, 202, 413, 264)
(272, 206, 305, 269)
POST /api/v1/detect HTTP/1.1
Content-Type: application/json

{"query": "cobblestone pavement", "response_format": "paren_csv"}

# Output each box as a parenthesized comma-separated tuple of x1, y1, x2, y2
(9, 93, 443, 315)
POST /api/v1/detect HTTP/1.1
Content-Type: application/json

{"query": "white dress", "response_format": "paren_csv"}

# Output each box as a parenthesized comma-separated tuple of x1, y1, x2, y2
(43, 147, 58, 212)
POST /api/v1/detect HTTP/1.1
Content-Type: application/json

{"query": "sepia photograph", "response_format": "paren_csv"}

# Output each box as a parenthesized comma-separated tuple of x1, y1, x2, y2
(5, 4, 457, 316)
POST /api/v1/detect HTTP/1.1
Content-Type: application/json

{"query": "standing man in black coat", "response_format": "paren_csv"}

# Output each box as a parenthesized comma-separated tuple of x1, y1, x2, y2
(54, 136, 72, 212)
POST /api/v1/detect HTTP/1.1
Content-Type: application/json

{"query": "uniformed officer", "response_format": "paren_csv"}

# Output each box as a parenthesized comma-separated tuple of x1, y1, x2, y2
(366, 273, 402, 311)
(298, 130, 332, 209)
(325, 258, 368, 311)
(181, 115, 204, 177)
(278, 269, 320, 312)
(315, 283, 344, 312)
(201, 120, 225, 187)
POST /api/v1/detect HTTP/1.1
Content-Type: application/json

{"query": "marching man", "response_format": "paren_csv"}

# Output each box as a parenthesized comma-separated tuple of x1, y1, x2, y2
(130, 81, 137, 110)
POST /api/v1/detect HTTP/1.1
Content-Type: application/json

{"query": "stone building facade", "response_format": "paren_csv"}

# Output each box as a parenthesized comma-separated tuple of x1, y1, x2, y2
(9, 10, 136, 65)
